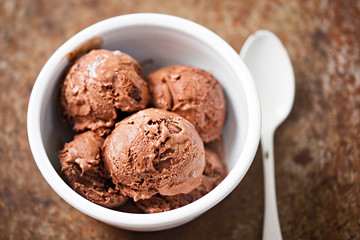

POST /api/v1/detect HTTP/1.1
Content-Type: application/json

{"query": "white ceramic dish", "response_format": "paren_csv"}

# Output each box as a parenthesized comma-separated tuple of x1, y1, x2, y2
(27, 13, 261, 231)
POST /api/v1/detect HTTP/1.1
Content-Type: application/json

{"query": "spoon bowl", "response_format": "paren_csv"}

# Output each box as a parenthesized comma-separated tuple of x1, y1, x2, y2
(241, 30, 295, 130)
(240, 30, 295, 240)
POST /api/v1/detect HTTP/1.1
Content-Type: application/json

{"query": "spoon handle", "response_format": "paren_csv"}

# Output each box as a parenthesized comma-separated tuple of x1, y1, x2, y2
(261, 129, 282, 240)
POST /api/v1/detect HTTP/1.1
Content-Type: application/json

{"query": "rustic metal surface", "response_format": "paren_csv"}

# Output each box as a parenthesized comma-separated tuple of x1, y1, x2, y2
(0, 0, 359, 239)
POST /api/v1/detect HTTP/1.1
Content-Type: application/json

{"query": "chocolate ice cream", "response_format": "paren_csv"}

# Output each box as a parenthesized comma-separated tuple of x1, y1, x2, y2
(146, 65, 226, 143)
(60, 49, 149, 134)
(58, 50, 229, 213)
(135, 147, 227, 213)
(59, 131, 127, 208)
(102, 108, 206, 201)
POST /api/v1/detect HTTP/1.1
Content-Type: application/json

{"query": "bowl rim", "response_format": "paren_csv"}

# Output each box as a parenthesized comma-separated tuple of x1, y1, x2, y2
(27, 13, 260, 230)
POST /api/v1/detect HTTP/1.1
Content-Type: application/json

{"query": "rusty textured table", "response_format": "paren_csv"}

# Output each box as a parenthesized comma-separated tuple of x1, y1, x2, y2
(1, 0, 359, 239)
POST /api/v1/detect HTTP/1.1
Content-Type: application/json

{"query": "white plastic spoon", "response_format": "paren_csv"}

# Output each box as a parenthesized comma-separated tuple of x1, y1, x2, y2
(240, 30, 295, 240)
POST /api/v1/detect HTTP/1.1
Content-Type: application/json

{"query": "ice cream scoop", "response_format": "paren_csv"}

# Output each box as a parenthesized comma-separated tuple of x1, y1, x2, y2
(60, 49, 149, 134)
(102, 108, 206, 201)
(146, 65, 226, 143)
(59, 131, 127, 208)
(135, 147, 227, 213)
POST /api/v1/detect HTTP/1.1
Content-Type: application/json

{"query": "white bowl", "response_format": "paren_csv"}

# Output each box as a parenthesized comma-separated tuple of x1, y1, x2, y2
(27, 13, 260, 231)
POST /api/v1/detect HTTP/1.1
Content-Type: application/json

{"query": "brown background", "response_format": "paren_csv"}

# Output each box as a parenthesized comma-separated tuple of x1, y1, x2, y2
(1, 0, 359, 239)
